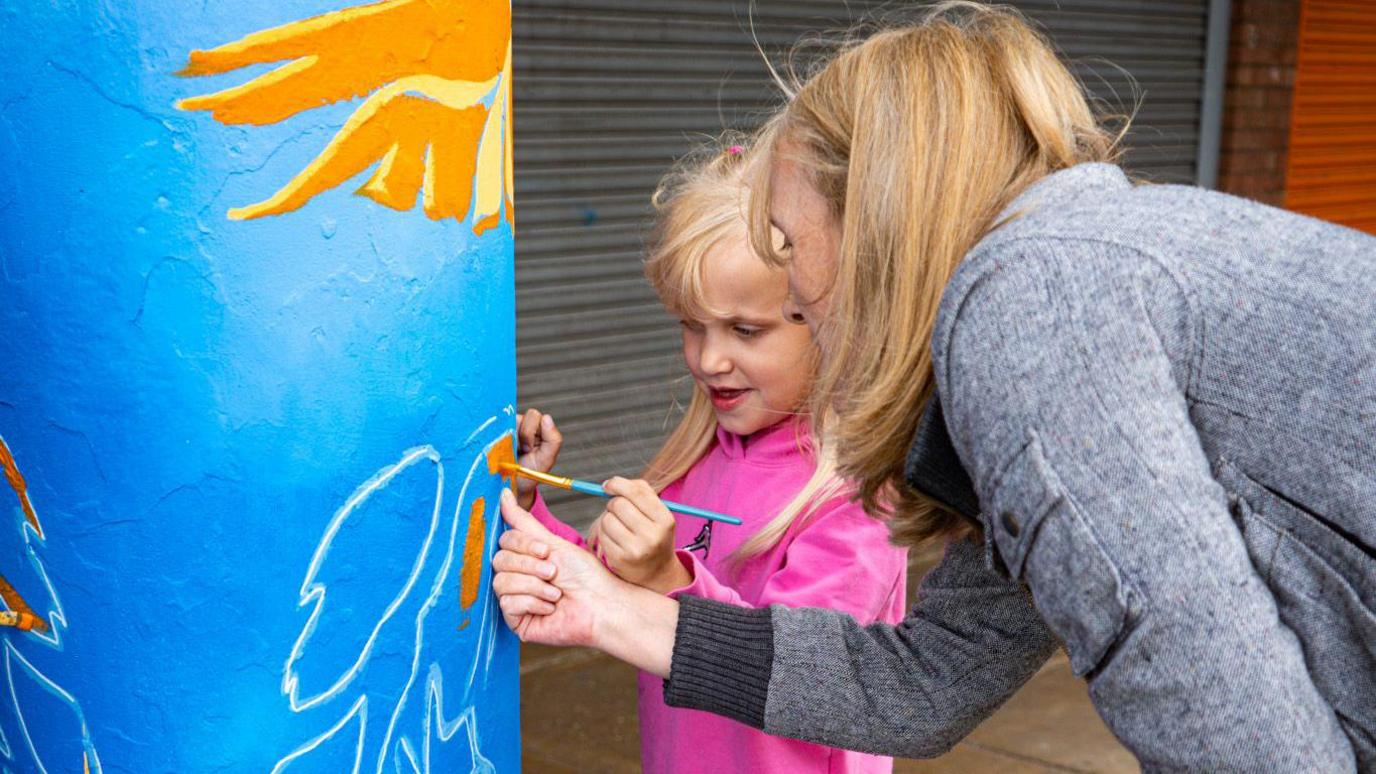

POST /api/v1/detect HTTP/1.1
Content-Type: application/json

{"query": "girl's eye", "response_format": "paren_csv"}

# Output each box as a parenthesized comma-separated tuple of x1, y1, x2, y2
(733, 325, 761, 339)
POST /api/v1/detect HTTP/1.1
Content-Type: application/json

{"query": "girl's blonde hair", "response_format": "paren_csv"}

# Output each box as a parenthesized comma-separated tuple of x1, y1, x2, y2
(642, 137, 846, 561)
(748, 1, 1122, 547)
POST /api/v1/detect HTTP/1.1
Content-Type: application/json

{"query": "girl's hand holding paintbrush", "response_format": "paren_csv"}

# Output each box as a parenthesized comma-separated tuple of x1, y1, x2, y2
(590, 478, 692, 594)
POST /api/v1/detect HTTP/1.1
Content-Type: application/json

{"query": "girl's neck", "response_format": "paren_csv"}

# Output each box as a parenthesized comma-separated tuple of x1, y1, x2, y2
(715, 416, 811, 464)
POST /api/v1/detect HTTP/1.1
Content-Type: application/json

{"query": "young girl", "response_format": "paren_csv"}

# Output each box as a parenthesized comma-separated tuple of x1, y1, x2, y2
(509, 142, 908, 774)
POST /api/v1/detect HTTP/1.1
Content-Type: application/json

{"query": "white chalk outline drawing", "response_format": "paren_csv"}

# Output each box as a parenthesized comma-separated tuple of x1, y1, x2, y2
(4, 641, 102, 774)
(0, 435, 101, 773)
(283, 446, 446, 712)
(273, 410, 511, 774)
(402, 664, 494, 774)
(268, 695, 366, 774)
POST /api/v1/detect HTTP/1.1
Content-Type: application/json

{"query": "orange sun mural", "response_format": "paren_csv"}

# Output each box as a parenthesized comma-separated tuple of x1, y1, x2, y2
(177, 0, 513, 234)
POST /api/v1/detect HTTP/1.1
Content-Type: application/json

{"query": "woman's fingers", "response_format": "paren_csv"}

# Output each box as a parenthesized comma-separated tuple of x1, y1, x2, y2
(499, 593, 555, 619)
(497, 523, 550, 560)
(493, 570, 562, 601)
(492, 548, 556, 580)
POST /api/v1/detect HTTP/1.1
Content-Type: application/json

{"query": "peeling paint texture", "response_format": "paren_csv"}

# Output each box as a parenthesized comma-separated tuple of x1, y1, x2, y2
(0, 1, 518, 771)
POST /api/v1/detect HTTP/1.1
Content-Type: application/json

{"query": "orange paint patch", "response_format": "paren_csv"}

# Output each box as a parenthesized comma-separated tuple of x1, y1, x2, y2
(485, 435, 515, 487)
(473, 210, 502, 236)
(0, 437, 41, 537)
(0, 438, 50, 633)
(0, 574, 48, 634)
(459, 497, 486, 611)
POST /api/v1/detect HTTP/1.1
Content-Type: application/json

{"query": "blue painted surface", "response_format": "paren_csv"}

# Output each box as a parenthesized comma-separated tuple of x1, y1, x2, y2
(0, 3, 519, 772)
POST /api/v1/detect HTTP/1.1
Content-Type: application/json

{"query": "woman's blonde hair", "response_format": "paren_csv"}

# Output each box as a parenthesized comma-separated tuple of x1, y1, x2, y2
(748, 1, 1122, 547)
(642, 137, 846, 561)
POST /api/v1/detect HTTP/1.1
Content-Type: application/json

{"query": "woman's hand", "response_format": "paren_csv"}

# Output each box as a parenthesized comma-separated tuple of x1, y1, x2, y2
(590, 477, 692, 595)
(493, 489, 678, 677)
(493, 488, 601, 647)
(515, 409, 563, 510)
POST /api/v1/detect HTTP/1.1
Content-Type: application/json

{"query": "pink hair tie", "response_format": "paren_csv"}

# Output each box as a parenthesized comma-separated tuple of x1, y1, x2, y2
(727, 145, 744, 156)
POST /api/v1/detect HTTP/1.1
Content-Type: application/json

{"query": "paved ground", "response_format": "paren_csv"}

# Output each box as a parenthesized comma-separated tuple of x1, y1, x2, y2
(519, 548, 1139, 773)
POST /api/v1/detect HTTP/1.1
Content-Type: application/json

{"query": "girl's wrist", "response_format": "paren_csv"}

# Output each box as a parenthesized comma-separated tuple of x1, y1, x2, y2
(643, 553, 692, 595)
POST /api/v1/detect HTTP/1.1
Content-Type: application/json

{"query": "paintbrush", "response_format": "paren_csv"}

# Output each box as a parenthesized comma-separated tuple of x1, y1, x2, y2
(498, 462, 743, 526)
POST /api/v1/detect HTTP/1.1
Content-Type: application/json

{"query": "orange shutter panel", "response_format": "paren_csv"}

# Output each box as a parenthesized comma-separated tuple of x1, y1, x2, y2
(1285, 0, 1376, 234)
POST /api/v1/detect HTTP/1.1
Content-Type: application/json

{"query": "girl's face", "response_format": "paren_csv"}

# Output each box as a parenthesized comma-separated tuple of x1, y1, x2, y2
(681, 234, 816, 436)
(767, 149, 842, 341)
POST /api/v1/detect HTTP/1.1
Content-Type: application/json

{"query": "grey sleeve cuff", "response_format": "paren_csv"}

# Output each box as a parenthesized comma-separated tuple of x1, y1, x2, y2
(662, 595, 774, 729)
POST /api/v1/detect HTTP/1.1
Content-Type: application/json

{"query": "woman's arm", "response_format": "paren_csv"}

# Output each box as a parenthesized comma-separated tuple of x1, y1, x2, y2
(495, 490, 1059, 759)
(934, 239, 1354, 769)
(664, 537, 1057, 758)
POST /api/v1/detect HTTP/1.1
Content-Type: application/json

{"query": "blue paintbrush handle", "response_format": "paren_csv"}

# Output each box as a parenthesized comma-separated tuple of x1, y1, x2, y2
(568, 479, 743, 525)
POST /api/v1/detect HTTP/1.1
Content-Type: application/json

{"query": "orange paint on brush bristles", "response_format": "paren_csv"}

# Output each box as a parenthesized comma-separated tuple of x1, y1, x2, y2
(459, 497, 486, 611)
(0, 437, 41, 537)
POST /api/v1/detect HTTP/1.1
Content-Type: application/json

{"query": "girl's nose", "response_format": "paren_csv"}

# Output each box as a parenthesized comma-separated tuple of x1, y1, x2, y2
(698, 340, 732, 376)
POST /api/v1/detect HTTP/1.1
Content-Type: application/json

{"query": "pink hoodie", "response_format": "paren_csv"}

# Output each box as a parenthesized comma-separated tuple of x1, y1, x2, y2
(531, 419, 908, 774)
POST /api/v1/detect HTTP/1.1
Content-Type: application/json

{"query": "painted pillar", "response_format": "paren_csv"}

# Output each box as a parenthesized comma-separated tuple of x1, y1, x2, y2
(0, 1, 518, 772)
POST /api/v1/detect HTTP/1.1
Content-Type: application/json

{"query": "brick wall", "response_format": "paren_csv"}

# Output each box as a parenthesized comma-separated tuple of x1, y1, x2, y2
(1216, 0, 1301, 205)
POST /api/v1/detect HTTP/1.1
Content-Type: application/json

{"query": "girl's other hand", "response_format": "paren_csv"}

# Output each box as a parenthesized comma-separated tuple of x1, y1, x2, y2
(515, 409, 563, 509)
(591, 477, 692, 595)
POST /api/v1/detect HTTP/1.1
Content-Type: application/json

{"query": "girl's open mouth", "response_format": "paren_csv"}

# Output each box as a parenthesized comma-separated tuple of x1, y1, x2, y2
(709, 387, 750, 411)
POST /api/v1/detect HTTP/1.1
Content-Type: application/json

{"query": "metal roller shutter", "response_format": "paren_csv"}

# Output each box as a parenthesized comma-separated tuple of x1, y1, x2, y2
(513, 0, 1215, 528)
(1285, 0, 1376, 234)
